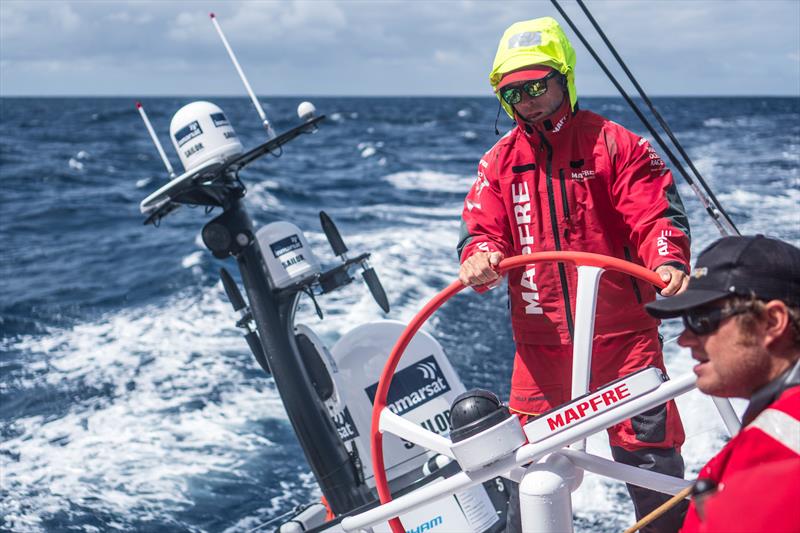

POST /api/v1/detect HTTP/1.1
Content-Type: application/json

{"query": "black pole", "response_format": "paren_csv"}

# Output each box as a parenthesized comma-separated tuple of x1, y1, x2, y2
(225, 199, 372, 514)
(574, 0, 740, 236)
(549, 0, 735, 236)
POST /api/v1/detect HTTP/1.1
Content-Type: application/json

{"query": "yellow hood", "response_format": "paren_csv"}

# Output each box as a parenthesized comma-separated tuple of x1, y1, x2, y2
(490, 17, 578, 118)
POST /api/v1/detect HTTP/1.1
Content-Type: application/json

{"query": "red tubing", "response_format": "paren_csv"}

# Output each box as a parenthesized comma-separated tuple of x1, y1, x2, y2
(369, 252, 666, 533)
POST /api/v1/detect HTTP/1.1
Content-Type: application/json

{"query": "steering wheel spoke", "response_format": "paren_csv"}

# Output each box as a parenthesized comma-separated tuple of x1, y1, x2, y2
(379, 408, 455, 459)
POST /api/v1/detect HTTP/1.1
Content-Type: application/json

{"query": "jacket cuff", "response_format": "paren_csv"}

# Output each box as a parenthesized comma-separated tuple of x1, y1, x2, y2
(656, 260, 688, 274)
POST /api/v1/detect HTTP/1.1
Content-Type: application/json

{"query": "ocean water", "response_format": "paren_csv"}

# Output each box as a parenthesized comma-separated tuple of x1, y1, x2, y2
(1, 96, 798, 532)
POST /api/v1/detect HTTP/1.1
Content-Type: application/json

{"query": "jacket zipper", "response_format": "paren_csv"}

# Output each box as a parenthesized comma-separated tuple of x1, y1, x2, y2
(540, 133, 574, 340)
(623, 246, 643, 304)
(558, 168, 570, 222)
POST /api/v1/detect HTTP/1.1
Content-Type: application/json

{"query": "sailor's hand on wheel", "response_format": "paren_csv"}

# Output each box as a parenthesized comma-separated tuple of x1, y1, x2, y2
(459, 251, 504, 287)
(656, 264, 689, 296)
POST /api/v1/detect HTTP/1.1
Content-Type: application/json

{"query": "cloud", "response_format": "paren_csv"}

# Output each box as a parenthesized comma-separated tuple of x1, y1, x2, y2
(167, 2, 348, 48)
(54, 3, 81, 32)
(1, 0, 798, 96)
(106, 11, 154, 25)
(433, 50, 462, 65)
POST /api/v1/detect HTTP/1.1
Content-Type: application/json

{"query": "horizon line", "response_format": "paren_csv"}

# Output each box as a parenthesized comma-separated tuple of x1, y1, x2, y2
(2, 93, 799, 99)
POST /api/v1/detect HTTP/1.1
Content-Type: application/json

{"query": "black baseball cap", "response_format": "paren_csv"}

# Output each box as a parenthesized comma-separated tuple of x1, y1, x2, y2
(646, 235, 800, 319)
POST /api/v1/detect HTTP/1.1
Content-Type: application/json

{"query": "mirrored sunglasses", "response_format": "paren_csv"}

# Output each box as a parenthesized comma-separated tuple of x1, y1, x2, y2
(500, 71, 559, 105)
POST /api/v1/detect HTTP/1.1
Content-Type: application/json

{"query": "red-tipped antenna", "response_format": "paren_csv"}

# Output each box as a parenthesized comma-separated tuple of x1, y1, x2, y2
(135, 101, 176, 179)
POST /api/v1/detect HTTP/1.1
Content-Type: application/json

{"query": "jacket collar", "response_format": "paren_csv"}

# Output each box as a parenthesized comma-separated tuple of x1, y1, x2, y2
(742, 358, 800, 426)
(518, 96, 576, 146)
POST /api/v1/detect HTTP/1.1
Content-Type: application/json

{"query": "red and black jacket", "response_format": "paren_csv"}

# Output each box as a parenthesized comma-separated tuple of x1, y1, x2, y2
(458, 100, 691, 345)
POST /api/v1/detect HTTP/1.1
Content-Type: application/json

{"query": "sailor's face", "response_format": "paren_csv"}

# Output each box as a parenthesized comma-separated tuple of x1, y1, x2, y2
(678, 302, 770, 398)
(512, 76, 565, 123)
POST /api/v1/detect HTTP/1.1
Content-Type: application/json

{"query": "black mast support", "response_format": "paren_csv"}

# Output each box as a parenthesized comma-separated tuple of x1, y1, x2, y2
(218, 198, 373, 514)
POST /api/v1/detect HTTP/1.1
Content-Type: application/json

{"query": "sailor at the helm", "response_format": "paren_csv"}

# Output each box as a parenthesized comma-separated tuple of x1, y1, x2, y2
(457, 16, 691, 532)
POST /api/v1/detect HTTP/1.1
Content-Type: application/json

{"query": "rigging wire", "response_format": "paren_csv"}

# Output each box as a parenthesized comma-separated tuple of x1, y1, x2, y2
(541, 6, 744, 528)
(574, 0, 740, 236)
(549, 0, 739, 237)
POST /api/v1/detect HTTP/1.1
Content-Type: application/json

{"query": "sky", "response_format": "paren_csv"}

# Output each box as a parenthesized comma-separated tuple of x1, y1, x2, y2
(1, 0, 799, 97)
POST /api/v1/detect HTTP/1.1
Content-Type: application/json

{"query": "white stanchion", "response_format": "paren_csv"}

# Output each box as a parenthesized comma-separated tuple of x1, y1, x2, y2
(711, 396, 742, 436)
(519, 454, 579, 533)
(570, 265, 604, 451)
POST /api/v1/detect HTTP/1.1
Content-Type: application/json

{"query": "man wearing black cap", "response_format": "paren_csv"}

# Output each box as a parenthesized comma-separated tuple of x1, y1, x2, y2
(645, 235, 800, 532)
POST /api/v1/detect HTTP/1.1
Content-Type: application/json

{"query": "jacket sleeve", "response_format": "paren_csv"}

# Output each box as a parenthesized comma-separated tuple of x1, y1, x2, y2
(457, 154, 513, 280)
(606, 127, 691, 272)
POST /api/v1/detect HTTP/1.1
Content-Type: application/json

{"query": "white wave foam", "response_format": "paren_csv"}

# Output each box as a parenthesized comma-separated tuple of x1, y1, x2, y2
(719, 188, 800, 239)
(354, 202, 462, 221)
(702, 117, 728, 128)
(181, 250, 204, 268)
(221, 471, 319, 533)
(246, 180, 283, 211)
(599, 103, 625, 113)
(383, 170, 473, 193)
(721, 187, 800, 209)
(702, 116, 773, 129)
(1, 289, 287, 530)
(783, 148, 800, 162)
(357, 141, 383, 159)
(68, 158, 84, 171)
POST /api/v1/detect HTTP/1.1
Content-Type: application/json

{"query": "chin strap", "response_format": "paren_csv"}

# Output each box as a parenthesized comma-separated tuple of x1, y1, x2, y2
(494, 100, 502, 135)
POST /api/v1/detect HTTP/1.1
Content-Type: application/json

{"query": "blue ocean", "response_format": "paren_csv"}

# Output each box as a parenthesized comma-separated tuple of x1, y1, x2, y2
(1, 96, 798, 532)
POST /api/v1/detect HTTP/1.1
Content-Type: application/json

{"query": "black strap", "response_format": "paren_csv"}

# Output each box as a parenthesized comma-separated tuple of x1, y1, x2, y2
(742, 359, 800, 426)
(494, 100, 502, 135)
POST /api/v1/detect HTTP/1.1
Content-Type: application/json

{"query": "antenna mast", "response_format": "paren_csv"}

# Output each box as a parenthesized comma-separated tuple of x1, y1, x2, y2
(136, 102, 176, 179)
(210, 13, 277, 140)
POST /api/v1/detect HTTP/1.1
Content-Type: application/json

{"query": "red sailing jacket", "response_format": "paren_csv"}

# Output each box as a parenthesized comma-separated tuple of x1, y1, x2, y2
(458, 100, 691, 345)
(681, 386, 800, 533)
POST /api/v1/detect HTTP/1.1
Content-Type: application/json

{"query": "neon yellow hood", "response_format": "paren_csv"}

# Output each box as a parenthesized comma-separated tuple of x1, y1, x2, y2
(489, 17, 578, 119)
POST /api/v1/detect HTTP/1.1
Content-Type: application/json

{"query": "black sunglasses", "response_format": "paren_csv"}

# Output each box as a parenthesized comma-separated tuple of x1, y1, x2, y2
(500, 71, 559, 105)
(682, 305, 748, 336)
